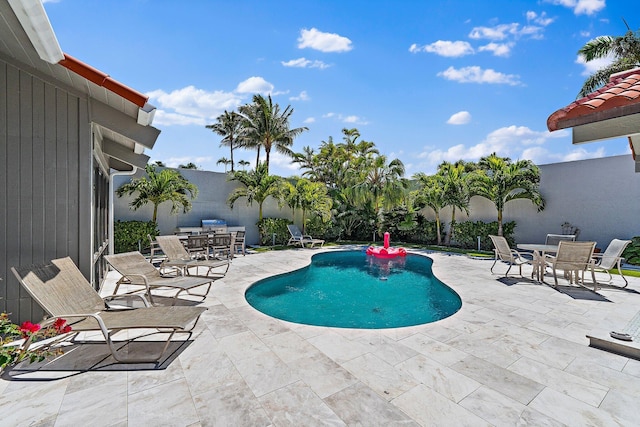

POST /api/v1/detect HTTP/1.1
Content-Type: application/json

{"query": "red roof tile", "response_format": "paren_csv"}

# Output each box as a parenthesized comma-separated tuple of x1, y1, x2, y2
(547, 68, 640, 131)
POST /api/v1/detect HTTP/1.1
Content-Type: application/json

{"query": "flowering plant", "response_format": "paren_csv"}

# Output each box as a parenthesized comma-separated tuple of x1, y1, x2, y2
(1, 313, 72, 368)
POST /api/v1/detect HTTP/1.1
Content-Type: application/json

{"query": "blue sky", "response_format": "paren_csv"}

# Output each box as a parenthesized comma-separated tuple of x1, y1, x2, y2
(43, 0, 637, 177)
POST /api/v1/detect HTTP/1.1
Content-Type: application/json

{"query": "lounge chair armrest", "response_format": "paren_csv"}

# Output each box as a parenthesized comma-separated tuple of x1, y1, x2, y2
(104, 293, 151, 308)
(512, 250, 533, 260)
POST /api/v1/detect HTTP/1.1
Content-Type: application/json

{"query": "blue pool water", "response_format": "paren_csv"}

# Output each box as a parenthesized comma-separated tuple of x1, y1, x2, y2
(245, 250, 462, 329)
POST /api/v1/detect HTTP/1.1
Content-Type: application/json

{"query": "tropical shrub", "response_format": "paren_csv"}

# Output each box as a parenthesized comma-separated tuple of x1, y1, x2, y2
(412, 215, 440, 244)
(114, 220, 159, 253)
(256, 218, 291, 245)
(453, 220, 516, 250)
(622, 236, 640, 265)
(305, 215, 332, 239)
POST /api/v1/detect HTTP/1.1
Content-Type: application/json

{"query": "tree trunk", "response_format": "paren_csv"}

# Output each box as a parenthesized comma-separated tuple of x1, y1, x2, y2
(152, 204, 158, 224)
(256, 147, 261, 169)
(445, 208, 456, 246)
(265, 149, 270, 174)
(230, 142, 234, 173)
(435, 213, 442, 245)
(498, 210, 503, 236)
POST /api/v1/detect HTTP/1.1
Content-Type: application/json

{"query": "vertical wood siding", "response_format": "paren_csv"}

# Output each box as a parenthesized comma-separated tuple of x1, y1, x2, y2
(0, 59, 92, 322)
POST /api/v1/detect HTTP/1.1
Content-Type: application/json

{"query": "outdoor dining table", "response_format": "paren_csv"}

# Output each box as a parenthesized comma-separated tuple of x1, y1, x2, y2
(516, 243, 559, 281)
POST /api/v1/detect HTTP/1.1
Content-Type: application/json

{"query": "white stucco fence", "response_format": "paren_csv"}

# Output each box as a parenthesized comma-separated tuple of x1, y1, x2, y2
(114, 155, 640, 248)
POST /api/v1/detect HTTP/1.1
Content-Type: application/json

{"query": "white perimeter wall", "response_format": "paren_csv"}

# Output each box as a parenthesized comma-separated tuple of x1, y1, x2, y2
(423, 154, 640, 247)
(114, 155, 640, 248)
(113, 168, 297, 245)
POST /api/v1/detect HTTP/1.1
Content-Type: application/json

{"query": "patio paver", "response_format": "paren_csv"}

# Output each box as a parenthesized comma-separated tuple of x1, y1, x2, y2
(2, 247, 640, 426)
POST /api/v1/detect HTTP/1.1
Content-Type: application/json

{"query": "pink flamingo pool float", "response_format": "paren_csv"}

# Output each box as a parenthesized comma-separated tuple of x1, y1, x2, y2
(366, 232, 407, 258)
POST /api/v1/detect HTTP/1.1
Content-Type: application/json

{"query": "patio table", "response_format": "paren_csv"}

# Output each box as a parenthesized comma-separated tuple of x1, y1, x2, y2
(517, 243, 559, 281)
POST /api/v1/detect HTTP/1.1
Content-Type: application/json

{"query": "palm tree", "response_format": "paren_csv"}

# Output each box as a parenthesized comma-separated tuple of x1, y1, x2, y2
(438, 161, 472, 245)
(470, 153, 545, 236)
(577, 26, 640, 97)
(178, 162, 198, 169)
(206, 111, 243, 172)
(227, 163, 282, 222)
(413, 173, 447, 245)
(238, 94, 308, 173)
(351, 155, 407, 235)
(285, 178, 332, 234)
(238, 160, 251, 170)
(116, 164, 198, 223)
(216, 157, 232, 172)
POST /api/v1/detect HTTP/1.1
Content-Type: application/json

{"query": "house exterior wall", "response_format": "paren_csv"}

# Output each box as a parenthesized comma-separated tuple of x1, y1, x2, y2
(0, 58, 92, 321)
(427, 154, 640, 247)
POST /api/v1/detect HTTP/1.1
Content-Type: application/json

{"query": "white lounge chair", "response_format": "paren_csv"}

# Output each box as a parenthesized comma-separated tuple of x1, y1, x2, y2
(590, 239, 632, 290)
(489, 235, 532, 277)
(287, 224, 325, 248)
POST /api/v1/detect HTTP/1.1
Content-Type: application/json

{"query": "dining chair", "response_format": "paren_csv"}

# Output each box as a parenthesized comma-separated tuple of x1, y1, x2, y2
(544, 241, 596, 287)
(545, 233, 576, 246)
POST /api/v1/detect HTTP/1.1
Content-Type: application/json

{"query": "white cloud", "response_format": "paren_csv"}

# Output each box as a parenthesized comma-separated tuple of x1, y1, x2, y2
(162, 156, 213, 168)
(575, 53, 615, 76)
(526, 11, 555, 26)
(152, 110, 206, 126)
(469, 23, 520, 40)
(322, 112, 368, 125)
(147, 86, 242, 124)
(290, 91, 310, 101)
(303, 117, 316, 123)
(235, 76, 274, 94)
(469, 22, 544, 40)
(438, 66, 521, 85)
(147, 76, 284, 127)
(580, 30, 591, 37)
(415, 125, 569, 169)
(545, 0, 605, 15)
(281, 57, 330, 69)
(297, 28, 353, 53)
(478, 42, 513, 57)
(447, 111, 471, 125)
(268, 151, 302, 173)
(410, 40, 474, 57)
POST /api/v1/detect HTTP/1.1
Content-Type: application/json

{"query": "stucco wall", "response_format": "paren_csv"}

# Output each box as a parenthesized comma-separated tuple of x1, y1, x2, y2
(115, 154, 640, 249)
(423, 154, 640, 248)
(113, 168, 296, 245)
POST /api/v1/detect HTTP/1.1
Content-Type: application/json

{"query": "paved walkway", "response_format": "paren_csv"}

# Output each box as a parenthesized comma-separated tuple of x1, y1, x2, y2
(2, 248, 640, 426)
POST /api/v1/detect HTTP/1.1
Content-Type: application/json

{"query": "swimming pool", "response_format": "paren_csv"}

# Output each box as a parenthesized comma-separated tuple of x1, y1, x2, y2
(245, 250, 461, 329)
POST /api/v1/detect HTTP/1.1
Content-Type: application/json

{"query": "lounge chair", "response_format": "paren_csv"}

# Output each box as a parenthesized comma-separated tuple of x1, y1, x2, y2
(544, 241, 596, 287)
(589, 239, 632, 290)
(287, 224, 325, 248)
(11, 257, 207, 363)
(156, 235, 230, 278)
(105, 251, 215, 305)
(489, 235, 532, 277)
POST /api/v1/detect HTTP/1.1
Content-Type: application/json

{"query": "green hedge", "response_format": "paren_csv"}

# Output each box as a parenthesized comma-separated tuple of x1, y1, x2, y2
(256, 218, 292, 246)
(453, 220, 516, 250)
(623, 236, 640, 265)
(114, 220, 159, 253)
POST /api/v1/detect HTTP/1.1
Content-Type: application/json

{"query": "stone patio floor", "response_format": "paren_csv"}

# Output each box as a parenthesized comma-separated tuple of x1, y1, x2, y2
(2, 247, 640, 426)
